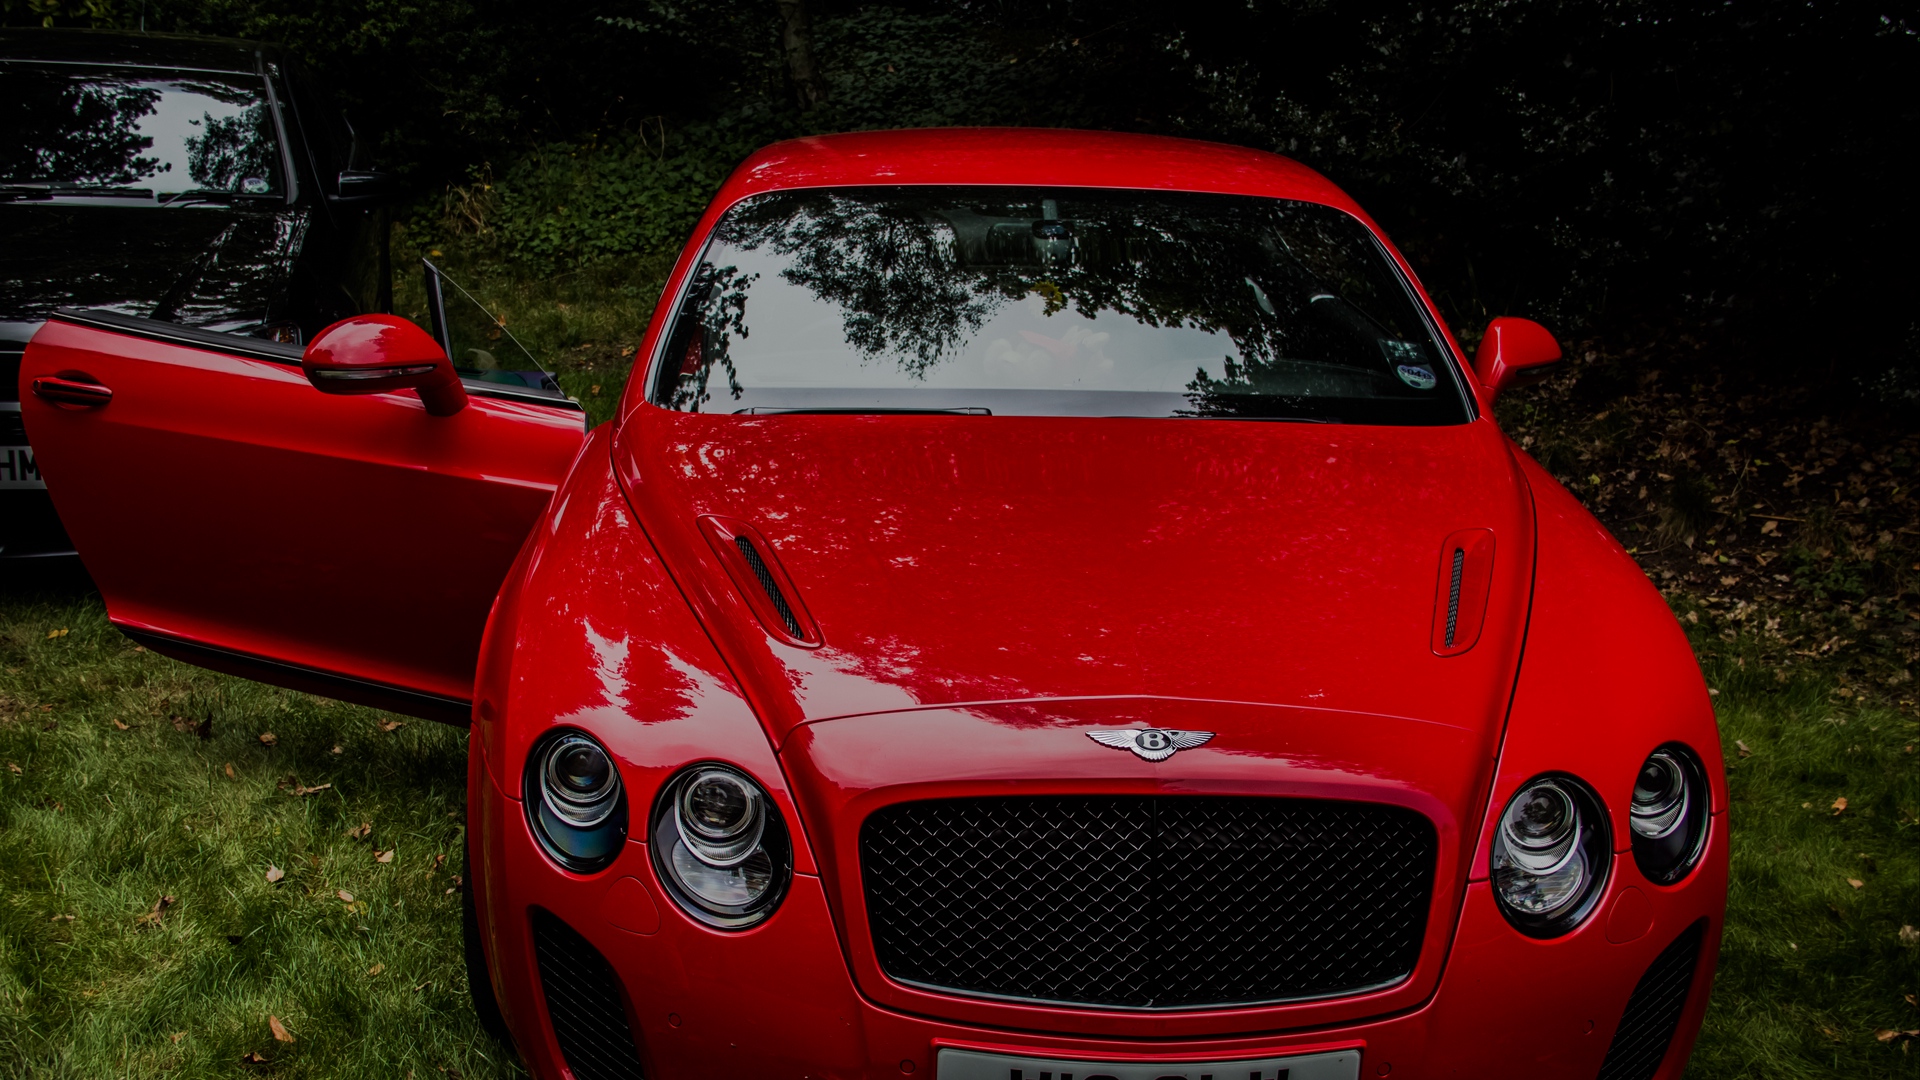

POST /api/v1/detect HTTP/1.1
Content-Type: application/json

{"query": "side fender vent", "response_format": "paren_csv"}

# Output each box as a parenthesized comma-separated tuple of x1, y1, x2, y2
(1430, 529, 1495, 656)
(698, 515, 823, 648)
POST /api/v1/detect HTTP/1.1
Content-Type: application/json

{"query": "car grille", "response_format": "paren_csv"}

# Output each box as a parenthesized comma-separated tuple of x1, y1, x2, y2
(530, 909, 646, 1080)
(860, 795, 1438, 1009)
(1596, 919, 1707, 1080)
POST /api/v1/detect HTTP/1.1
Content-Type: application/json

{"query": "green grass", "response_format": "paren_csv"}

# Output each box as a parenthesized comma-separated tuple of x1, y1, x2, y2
(0, 572, 521, 1079)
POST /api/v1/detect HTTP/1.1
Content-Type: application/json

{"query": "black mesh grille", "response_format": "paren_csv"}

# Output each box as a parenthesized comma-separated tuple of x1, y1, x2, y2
(530, 909, 645, 1080)
(1596, 919, 1707, 1080)
(734, 535, 804, 637)
(860, 795, 1438, 1009)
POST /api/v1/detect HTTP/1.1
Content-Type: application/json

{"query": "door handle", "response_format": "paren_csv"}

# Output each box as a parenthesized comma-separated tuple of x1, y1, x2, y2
(31, 376, 113, 408)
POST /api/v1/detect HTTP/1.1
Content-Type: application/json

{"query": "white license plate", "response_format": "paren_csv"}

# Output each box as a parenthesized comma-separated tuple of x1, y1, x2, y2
(0, 446, 44, 490)
(937, 1046, 1361, 1080)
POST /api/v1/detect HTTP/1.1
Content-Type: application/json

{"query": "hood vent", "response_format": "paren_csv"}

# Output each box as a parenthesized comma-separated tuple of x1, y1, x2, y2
(698, 515, 822, 648)
(1431, 529, 1495, 657)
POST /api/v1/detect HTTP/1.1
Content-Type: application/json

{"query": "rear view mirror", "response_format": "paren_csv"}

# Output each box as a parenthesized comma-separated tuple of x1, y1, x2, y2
(302, 315, 468, 416)
(1473, 317, 1564, 402)
(331, 169, 398, 205)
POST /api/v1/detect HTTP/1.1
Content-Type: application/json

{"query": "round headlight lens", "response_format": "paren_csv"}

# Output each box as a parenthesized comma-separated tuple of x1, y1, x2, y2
(1490, 775, 1610, 937)
(524, 730, 627, 873)
(1630, 744, 1708, 885)
(652, 764, 791, 929)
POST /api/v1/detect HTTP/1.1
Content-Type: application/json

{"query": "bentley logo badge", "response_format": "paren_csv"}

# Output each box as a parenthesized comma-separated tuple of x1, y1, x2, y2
(1086, 728, 1215, 762)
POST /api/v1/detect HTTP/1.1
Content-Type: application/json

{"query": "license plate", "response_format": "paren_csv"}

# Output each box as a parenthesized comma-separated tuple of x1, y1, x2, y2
(0, 446, 44, 490)
(937, 1046, 1361, 1080)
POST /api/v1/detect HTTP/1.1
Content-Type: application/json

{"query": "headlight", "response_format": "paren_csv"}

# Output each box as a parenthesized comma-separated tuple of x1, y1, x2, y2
(651, 764, 792, 929)
(1629, 745, 1709, 885)
(524, 730, 628, 873)
(1490, 775, 1610, 937)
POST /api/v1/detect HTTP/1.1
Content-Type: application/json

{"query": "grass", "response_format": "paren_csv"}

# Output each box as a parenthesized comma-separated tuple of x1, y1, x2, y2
(0, 568, 520, 1079)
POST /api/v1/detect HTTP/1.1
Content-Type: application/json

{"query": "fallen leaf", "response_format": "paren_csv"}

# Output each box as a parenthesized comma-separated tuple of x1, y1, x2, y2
(1736, 739, 1751, 758)
(269, 1015, 294, 1044)
(1761, 519, 1778, 534)
(134, 894, 176, 928)
(225, 762, 237, 780)
(265, 866, 285, 884)
(170, 715, 191, 732)
(378, 719, 405, 733)
(170, 1032, 186, 1044)
(47, 628, 68, 639)
(1877, 1029, 1920, 1043)
(289, 782, 331, 798)
(590, 384, 602, 395)
(6, 762, 19, 774)
(445, 887, 457, 895)
(1899, 925, 1919, 945)
(337, 889, 355, 903)
(1848, 878, 1865, 889)
(347, 822, 372, 841)
(367, 963, 385, 976)
(241, 1051, 268, 1064)
(133, 646, 146, 653)
(1833, 796, 1849, 815)
(375, 849, 394, 864)
(433, 853, 447, 869)
(331, 744, 343, 755)
(258, 732, 277, 747)
(111, 717, 129, 731)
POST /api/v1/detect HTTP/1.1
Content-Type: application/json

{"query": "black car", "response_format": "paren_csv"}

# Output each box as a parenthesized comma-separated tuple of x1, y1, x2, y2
(2, 28, 394, 557)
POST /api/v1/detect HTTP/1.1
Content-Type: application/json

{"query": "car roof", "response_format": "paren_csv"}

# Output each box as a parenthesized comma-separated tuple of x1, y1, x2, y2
(0, 28, 273, 75)
(720, 128, 1364, 216)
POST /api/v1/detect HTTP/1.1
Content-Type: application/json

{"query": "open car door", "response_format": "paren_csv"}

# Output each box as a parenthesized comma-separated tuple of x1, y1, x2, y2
(19, 307, 587, 723)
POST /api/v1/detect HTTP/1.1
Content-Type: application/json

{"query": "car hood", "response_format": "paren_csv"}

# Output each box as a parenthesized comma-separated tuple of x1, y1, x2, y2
(613, 408, 1535, 747)
(0, 203, 304, 327)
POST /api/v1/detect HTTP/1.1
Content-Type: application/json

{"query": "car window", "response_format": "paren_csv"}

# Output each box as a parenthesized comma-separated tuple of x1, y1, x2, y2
(652, 186, 1470, 424)
(0, 62, 281, 197)
(425, 262, 563, 397)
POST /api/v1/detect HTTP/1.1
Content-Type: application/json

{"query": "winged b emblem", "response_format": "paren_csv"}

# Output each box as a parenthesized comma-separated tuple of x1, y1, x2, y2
(1086, 727, 1215, 762)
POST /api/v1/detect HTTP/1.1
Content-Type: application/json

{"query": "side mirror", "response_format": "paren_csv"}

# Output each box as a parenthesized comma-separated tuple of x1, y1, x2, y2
(1473, 317, 1564, 401)
(330, 169, 398, 205)
(302, 315, 468, 416)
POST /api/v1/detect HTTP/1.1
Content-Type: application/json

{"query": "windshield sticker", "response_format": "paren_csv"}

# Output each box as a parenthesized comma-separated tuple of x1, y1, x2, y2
(241, 177, 270, 194)
(1396, 364, 1438, 390)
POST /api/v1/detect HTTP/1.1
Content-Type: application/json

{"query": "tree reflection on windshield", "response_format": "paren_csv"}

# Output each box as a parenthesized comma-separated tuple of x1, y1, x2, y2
(656, 187, 1467, 424)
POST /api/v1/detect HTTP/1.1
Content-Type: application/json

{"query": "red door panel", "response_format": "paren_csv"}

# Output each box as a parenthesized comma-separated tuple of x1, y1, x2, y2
(20, 311, 588, 721)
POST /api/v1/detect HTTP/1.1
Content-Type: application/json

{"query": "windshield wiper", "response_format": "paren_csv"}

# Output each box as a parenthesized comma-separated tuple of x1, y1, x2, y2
(734, 406, 992, 416)
(159, 189, 273, 207)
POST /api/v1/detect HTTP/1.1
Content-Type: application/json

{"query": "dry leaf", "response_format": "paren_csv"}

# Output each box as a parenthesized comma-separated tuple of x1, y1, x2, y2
(225, 763, 237, 780)
(170, 1032, 185, 1044)
(337, 889, 355, 903)
(1899, 925, 1919, 945)
(111, 718, 129, 731)
(133, 646, 146, 653)
(1833, 796, 1849, 815)
(433, 853, 447, 869)
(331, 744, 343, 755)
(375, 849, 394, 864)
(1848, 878, 1865, 889)
(288, 782, 331, 797)
(367, 963, 385, 977)
(46, 628, 68, 639)
(134, 894, 176, 928)
(1736, 739, 1752, 758)
(6, 762, 19, 774)
(378, 719, 405, 733)
(1876, 1029, 1920, 1043)
(265, 866, 285, 884)
(268, 1016, 294, 1044)
(347, 822, 372, 841)
(258, 732, 277, 747)
(241, 1051, 267, 1064)
(170, 715, 190, 732)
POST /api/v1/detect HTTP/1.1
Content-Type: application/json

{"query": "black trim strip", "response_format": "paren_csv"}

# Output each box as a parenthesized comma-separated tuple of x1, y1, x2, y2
(47, 308, 584, 412)
(117, 626, 472, 725)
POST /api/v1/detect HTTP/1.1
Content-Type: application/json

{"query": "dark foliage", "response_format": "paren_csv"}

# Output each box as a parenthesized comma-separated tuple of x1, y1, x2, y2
(5, 0, 1915, 391)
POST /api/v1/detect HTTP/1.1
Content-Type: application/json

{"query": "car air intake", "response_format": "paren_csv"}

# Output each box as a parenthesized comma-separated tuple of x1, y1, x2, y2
(1596, 919, 1708, 1080)
(530, 909, 646, 1080)
(697, 515, 822, 647)
(860, 795, 1437, 1009)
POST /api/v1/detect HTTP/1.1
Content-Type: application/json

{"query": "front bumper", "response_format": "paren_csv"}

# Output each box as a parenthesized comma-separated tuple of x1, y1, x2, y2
(472, 741, 1726, 1080)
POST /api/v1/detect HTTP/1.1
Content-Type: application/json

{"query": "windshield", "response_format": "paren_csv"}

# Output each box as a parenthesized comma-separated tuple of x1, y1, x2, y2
(0, 63, 281, 197)
(651, 187, 1468, 424)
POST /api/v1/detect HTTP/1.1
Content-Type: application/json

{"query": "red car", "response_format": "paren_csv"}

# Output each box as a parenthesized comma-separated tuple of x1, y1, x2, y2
(19, 129, 1725, 1080)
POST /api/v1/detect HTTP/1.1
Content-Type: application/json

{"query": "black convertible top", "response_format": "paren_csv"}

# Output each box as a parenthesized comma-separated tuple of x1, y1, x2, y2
(0, 27, 273, 75)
